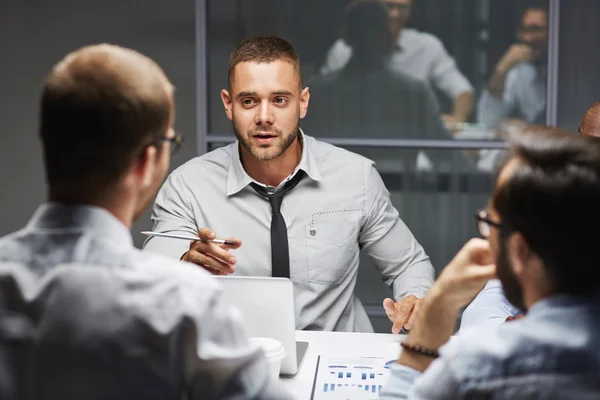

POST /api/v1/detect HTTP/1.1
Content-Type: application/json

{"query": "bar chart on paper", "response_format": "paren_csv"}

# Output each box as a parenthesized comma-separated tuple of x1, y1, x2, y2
(311, 356, 395, 400)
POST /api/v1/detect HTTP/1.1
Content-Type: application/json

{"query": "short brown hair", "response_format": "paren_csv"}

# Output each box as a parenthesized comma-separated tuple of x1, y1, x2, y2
(228, 36, 302, 89)
(493, 126, 600, 295)
(344, 0, 392, 56)
(40, 44, 174, 198)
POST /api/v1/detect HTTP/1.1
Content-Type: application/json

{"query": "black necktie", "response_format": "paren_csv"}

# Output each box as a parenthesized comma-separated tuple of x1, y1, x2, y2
(250, 170, 305, 278)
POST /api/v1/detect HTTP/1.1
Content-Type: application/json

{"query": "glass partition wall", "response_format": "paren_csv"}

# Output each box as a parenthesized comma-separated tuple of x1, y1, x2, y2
(197, 0, 558, 331)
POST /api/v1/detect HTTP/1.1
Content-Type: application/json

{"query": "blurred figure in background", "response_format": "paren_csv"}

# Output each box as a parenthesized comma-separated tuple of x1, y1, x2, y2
(305, 0, 463, 171)
(478, 3, 548, 130)
(321, 0, 474, 127)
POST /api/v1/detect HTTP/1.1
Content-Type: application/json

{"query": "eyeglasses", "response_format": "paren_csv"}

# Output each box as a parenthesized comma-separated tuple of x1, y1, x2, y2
(385, 3, 411, 11)
(155, 132, 184, 156)
(519, 25, 546, 35)
(475, 208, 503, 238)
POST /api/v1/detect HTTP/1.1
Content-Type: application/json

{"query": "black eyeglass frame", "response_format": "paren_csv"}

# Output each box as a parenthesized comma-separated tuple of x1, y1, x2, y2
(154, 132, 184, 156)
(475, 208, 504, 238)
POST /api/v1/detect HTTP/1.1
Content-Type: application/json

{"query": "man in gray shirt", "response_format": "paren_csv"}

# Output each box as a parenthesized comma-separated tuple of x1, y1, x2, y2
(0, 44, 287, 399)
(145, 36, 434, 334)
(321, 0, 474, 127)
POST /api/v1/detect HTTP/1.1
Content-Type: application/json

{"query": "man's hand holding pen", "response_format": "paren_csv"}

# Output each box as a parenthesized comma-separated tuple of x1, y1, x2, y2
(181, 228, 242, 275)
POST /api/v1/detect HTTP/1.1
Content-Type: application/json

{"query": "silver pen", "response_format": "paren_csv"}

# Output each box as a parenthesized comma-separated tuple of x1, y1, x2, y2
(141, 231, 236, 245)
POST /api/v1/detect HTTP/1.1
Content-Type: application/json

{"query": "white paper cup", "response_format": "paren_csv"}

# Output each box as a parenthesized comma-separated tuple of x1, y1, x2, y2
(249, 337, 286, 379)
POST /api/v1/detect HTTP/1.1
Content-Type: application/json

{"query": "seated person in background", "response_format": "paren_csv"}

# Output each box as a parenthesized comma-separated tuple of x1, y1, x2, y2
(305, 0, 470, 172)
(0, 44, 287, 399)
(380, 127, 600, 399)
(478, 3, 548, 130)
(464, 100, 600, 328)
(321, 0, 474, 127)
(144, 35, 435, 334)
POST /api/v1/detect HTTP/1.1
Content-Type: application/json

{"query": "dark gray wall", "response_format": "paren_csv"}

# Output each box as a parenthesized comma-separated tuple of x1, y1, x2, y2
(556, 0, 600, 130)
(0, 0, 196, 247)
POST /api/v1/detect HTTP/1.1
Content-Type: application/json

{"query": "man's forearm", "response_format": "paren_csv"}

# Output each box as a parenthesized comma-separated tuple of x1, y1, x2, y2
(452, 91, 474, 122)
(487, 66, 510, 99)
(398, 286, 461, 372)
(392, 259, 434, 300)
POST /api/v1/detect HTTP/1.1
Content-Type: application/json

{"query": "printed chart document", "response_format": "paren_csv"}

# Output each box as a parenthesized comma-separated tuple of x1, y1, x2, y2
(310, 356, 395, 399)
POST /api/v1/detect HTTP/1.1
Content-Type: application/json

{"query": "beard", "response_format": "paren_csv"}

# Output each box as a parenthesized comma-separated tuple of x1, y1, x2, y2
(497, 234, 527, 312)
(233, 118, 300, 162)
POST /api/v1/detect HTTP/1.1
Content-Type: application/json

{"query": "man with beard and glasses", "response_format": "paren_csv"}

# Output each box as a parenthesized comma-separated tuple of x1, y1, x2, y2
(461, 101, 600, 331)
(145, 36, 435, 334)
(478, 3, 548, 130)
(0, 44, 289, 399)
(380, 127, 600, 399)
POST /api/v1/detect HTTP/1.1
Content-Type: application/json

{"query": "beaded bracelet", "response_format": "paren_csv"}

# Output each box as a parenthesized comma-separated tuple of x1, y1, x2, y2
(400, 342, 439, 358)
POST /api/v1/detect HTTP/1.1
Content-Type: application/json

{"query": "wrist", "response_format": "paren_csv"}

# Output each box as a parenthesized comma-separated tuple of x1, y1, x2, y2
(451, 113, 467, 123)
(398, 344, 437, 372)
(403, 286, 461, 349)
(495, 62, 512, 77)
(429, 280, 473, 313)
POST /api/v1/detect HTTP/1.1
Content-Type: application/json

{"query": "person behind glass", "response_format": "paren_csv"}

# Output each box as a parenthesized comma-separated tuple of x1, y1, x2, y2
(461, 101, 600, 331)
(321, 0, 475, 128)
(304, 0, 464, 171)
(478, 2, 548, 131)
(380, 127, 600, 398)
(0, 44, 288, 399)
(144, 35, 435, 334)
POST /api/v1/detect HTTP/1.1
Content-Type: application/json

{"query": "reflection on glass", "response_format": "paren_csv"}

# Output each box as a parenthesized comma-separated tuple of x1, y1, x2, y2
(477, 4, 548, 129)
(320, 0, 474, 128)
(206, 0, 549, 167)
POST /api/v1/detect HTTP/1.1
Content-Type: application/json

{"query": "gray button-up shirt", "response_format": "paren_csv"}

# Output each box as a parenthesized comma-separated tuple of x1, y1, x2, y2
(380, 292, 600, 399)
(321, 28, 474, 101)
(477, 62, 546, 129)
(0, 204, 288, 400)
(144, 132, 434, 332)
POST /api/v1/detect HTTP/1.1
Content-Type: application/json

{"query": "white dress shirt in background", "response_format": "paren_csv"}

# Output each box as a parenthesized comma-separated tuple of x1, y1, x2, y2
(477, 62, 546, 129)
(320, 28, 474, 102)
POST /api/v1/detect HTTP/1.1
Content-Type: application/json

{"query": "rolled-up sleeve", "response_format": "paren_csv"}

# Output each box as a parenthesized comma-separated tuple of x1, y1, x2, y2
(359, 163, 434, 299)
(319, 39, 352, 75)
(460, 279, 522, 331)
(143, 173, 198, 259)
(429, 38, 473, 100)
(477, 68, 519, 130)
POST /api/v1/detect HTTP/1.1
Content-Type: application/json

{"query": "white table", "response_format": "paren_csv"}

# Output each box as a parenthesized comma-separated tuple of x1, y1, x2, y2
(279, 331, 407, 399)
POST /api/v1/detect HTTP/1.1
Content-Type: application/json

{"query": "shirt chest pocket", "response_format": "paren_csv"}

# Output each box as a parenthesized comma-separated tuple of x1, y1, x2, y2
(306, 210, 362, 285)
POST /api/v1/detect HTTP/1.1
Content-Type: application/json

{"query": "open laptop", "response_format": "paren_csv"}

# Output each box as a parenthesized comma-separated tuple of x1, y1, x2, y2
(214, 276, 308, 375)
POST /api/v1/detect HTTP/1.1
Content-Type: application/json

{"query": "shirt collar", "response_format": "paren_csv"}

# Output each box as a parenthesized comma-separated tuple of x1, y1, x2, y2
(394, 31, 406, 51)
(527, 290, 600, 316)
(226, 129, 322, 196)
(26, 203, 133, 247)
